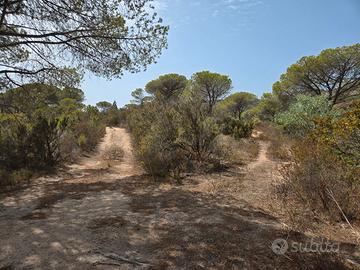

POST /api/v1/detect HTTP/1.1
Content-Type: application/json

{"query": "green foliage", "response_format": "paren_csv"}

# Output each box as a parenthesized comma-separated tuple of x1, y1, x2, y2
(0, 0, 169, 89)
(273, 44, 360, 107)
(251, 92, 281, 121)
(0, 84, 105, 187)
(220, 117, 255, 139)
(214, 92, 258, 139)
(0, 83, 61, 116)
(77, 134, 87, 148)
(0, 115, 67, 170)
(275, 94, 340, 137)
(127, 78, 221, 178)
(145, 73, 187, 100)
(191, 71, 232, 114)
(216, 92, 258, 119)
(59, 87, 85, 103)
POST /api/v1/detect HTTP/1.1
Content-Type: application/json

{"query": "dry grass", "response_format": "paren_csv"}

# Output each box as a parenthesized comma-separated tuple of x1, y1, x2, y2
(88, 216, 126, 229)
(214, 134, 260, 165)
(256, 122, 292, 161)
(102, 145, 124, 161)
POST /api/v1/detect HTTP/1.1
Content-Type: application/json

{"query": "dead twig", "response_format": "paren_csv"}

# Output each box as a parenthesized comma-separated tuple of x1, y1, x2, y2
(93, 250, 151, 267)
(326, 188, 360, 244)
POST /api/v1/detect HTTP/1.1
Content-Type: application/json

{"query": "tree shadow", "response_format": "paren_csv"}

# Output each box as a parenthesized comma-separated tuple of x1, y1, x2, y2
(0, 174, 358, 269)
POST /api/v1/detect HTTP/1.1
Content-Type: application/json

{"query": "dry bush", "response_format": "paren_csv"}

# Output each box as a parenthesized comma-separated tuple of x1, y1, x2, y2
(268, 136, 292, 161)
(0, 169, 12, 188)
(72, 121, 106, 152)
(276, 140, 360, 223)
(0, 168, 33, 189)
(214, 134, 259, 165)
(203, 175, 246, 194)
(59, 131, 80, 162)
(103, 146, 124, 161)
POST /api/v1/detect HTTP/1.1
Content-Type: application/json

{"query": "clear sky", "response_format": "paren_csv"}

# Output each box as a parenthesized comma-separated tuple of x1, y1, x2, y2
(82, 0, 360, 107)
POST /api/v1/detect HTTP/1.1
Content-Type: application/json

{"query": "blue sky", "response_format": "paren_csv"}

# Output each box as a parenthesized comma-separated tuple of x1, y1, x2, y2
(82, 0, 360, 107)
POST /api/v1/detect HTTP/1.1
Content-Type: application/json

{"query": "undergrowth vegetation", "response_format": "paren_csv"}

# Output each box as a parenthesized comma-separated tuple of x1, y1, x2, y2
(274, 97, 360, 223)
(0, 84, 123, 188)
(254, 44, 360, 225)
(214, 134, 259, 165)
(126, 72, 259, 180)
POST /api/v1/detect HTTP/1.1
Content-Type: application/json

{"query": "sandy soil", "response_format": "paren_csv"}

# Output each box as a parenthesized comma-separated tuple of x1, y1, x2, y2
(0, 128, 359, 269)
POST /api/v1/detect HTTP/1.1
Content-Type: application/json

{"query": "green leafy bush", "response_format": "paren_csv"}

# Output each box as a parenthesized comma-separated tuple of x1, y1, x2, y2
(127, 89, 220, 179)
(0, 84, 106, 187)
(221, 117, 255, 139)
(127, 101, 186, 178)
(275, 94, 340, 137)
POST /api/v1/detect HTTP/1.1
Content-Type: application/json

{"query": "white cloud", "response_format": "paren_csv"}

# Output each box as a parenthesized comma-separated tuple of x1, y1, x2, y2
(212, 0, 263, 31)
(218, 0, 263, 12)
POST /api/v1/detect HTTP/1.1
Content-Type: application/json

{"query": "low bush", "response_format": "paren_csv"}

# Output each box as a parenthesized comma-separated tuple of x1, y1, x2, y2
(277, 102, 360, 221)
(71, 117, 105, 152)
(0, 84, 106, 188)
(221, 117, 255, 139)
(278, 140, 360, 222)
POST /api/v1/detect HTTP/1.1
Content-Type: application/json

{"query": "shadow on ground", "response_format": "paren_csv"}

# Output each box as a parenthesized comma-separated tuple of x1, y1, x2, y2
(1, 174, 357, 269)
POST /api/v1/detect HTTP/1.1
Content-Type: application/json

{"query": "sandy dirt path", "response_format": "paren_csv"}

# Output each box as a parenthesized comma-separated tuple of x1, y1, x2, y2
(239, 141, 280, 210)
(0, 128, 358, 269)
(66, 127, 142, 182)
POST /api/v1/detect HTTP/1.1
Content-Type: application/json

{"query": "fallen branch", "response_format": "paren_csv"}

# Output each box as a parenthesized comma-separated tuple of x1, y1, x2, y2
(326, 188, 360, 244)
(93, 250, 151, 267)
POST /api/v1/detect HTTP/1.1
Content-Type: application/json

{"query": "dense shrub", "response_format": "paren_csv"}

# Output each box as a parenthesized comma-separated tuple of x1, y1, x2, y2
(0, 114, 67, 170)
(312, 101, 360, 166)
(70, 112, 106, 152)
(277, 102, 360, 221)
(127, 90, 220, 179)
(279, 140, 360, 221)
(221, 117, 255, 139)
(275, 94, 340, 137)
(175, 94, 220, 162)
(0, 84, 106, 187)
(138, 106, 185, 178)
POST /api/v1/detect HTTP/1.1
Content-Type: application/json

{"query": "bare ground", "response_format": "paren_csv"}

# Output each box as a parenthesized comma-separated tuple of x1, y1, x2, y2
(0, 128, 359, 269)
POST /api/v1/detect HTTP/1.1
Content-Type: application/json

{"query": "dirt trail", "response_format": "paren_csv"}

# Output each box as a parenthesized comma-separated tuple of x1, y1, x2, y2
(0, 128, 358, 269)
(240, 141, 279, 209)
(66, 127, 142, 182)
